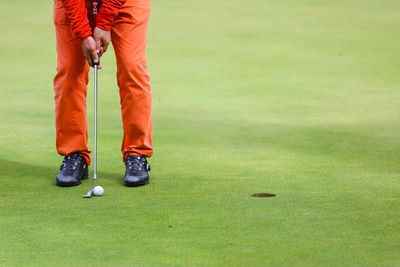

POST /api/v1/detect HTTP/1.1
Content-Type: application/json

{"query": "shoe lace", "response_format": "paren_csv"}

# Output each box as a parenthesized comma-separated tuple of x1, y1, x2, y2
(61, 154, 82, 175)
(126, 155, 146, 171)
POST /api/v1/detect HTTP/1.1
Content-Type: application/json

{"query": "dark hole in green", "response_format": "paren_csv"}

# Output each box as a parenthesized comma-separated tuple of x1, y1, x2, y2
(251, 193, 276, 198)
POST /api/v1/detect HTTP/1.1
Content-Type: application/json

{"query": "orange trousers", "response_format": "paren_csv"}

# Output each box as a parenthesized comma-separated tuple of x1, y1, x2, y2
(53, 0, 152, 165)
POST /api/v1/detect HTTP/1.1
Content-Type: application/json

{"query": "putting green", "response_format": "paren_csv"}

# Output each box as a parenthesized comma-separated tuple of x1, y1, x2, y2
(0, 0, 399, 266)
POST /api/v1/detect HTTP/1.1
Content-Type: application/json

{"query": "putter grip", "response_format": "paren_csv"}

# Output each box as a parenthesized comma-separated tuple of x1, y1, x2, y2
(93, 53, 100, 66)
(93, 57, 100, 66)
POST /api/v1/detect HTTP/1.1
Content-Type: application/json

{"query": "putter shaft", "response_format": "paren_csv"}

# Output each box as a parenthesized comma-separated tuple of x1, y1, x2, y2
(93, 64, 98, 189)
(84, 63, 99, 198)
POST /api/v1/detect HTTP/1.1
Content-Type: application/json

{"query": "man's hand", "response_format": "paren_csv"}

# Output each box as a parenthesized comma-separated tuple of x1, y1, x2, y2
(81, 36, 101, 68)
(93, 27, 111, 57)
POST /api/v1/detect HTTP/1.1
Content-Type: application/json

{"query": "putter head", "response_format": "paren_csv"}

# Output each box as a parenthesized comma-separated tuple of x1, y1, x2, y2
(83, 189, 93, 198)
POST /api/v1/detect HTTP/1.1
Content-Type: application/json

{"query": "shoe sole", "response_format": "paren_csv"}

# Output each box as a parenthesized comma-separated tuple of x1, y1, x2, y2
(56, 173, 88, 187)
(124, 179, 150, 187)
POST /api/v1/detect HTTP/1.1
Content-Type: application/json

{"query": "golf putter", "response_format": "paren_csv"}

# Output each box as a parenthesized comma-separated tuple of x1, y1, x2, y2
(84, 57, 100, 198)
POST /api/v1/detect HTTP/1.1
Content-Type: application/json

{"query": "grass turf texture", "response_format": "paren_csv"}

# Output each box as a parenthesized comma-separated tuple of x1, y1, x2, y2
(0, 0, 399, 266)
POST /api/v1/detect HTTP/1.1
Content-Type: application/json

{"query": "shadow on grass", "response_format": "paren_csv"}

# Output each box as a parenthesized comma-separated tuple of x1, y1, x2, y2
(0, 158, 123, 186)
(262, 125, 400, 174)
(159, 112, 400, 174)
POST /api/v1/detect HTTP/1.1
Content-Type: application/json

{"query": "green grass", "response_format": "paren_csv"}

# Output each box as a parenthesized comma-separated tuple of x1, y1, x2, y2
(1, 0, 400, 266)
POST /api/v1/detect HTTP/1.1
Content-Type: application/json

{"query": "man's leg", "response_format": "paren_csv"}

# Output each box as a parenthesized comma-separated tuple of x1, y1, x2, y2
(111, 0, 153, 161)
(53, 0, 91, 165)
(53, 0, 91, 187)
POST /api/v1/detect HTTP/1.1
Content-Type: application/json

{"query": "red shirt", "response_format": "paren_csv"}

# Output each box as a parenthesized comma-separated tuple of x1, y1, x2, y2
(62, 0, 126, 43)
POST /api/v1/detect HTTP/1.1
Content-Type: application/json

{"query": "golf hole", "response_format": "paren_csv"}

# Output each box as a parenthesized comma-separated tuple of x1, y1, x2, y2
(251, 193, 276, 198)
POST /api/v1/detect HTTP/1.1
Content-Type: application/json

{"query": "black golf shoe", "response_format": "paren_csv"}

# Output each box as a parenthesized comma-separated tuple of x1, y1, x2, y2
(56, 153, 88, 187)
(124, 155, 150, 187)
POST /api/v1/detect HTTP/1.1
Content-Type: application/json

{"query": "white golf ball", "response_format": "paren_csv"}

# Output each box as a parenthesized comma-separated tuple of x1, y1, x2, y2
(93, 186, 104, 196)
